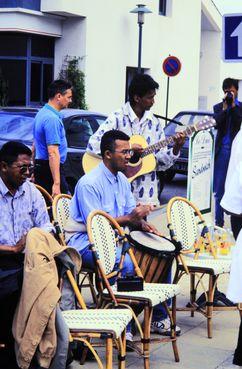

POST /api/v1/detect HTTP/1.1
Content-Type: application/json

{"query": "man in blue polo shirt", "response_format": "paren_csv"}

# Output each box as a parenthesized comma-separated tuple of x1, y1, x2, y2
(33, 79, 72, 197)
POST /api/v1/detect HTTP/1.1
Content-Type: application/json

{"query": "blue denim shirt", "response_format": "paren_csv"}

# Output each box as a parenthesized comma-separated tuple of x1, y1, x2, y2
(68, 162, 136, 254)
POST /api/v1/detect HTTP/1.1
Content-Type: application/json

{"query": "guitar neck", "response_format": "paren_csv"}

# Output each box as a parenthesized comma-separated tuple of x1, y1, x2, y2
(141, 124, 196, 157)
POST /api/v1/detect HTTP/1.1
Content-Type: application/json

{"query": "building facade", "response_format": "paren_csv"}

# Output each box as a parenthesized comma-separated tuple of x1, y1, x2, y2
(0, 0, 239, 115)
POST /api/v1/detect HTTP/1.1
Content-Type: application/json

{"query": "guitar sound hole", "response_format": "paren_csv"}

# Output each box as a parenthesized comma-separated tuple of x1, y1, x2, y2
(129, 152, 141, 164)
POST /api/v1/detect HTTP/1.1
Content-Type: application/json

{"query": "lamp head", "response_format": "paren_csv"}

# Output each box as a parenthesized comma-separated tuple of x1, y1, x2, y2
(130, 4, 152, 24)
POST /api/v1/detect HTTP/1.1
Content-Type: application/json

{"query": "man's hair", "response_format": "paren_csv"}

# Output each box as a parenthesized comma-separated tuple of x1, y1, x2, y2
(128, 74, 159, 105)
(100, 130, 130, 158)
(48, 79, 73, 99)
(0, 141, 32, 165)
(222, 78, 239, 91)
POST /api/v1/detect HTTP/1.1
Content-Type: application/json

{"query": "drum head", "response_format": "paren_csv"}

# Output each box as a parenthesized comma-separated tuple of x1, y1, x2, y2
(129, 231, 176, 252)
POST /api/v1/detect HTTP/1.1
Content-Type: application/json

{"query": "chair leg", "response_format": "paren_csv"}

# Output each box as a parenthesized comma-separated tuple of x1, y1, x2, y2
(79, 272, 98, 306)
(88, 272, 99, 306)
(171, 296, 179, 362)
(142, 305, 152, 369)
(79, 339, 90, 365)
(118, 330, 126, 369)
(106, 337, 113, 369)
(207, 275, 216, 339)
(190, 273, 196, 317)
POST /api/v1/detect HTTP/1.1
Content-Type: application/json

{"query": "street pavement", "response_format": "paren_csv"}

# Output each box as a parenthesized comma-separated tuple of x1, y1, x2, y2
(69, 273, 240, 369)
(69, 178, 240, 369)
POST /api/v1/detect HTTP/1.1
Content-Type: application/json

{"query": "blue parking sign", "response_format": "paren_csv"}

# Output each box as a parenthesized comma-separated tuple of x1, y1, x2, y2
(223, 14, 242, 62)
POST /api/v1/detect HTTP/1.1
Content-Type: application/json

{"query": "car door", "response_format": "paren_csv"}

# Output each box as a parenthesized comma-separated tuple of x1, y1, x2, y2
(63, 114, 105, 193)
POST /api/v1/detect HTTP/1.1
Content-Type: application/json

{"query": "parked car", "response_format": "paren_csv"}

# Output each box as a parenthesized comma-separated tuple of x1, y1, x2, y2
(0, 107, 107, 193)
(162, 110, 214, 182)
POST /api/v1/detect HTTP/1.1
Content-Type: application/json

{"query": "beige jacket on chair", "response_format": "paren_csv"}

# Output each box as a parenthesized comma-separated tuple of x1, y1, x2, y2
(12, 228, 81, 369)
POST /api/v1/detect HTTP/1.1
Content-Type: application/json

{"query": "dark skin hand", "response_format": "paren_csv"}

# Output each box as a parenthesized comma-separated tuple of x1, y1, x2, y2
(140, 219, 161, 236)
(131, 132, 186, 157)
(116, 204, 161, 236)
(172, 132, 186, 155)
(0, 234, 26, 254)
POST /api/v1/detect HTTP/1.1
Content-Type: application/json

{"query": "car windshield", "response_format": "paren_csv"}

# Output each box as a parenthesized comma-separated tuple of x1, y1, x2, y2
(0, 112, 34, 143)
(165, 113, 212, 136)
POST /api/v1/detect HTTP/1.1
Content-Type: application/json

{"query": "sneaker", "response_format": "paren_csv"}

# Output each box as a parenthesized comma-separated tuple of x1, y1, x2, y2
(125, 331, 133, 342)
(150, 318, 181, 336)
(125, 332, 136, 352)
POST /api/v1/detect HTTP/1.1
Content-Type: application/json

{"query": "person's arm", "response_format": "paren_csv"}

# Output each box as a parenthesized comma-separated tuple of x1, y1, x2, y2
(116, 205, 152, 227)
(230, 104, 242, 124)
(154, 117, 182, 171)
(43, 117, 63, 197)
(47, 144, 61, 198)
(87, 114, 118, 155)
(0, 235, 26, 254)
(213, 102, 228, 130)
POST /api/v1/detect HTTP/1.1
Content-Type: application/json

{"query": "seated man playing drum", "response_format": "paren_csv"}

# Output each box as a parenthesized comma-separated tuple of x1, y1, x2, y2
(68, 130, 180, 342)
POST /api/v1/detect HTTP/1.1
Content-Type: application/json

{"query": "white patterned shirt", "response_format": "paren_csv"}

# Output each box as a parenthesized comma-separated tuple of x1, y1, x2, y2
(87, 102, 179, 205)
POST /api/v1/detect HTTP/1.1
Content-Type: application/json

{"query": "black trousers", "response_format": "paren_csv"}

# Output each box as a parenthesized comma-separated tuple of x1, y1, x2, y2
(34, 159, 69, 195)
(0, 270, 23, 369)
(234, 317, 242, 365)
(231, 215, 242, 241)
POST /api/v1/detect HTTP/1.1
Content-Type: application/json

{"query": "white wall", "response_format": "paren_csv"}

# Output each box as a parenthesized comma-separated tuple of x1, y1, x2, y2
(0, 10, 62, 36)
(2, 0, 235, 116)
(199, 30, 221, 110)
(54, 17, 86, 78)
(58, 0, 203, 117)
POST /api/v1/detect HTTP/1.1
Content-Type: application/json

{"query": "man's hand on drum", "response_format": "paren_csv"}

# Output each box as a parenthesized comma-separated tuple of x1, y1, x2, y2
(128, 205, 153, 224)
(141, 220, 161, 236)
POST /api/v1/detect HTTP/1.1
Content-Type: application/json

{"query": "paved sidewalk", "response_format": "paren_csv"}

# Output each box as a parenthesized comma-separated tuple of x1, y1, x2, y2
(69, 277, 240, 369)
(69, 209, 240, 369)
(69, 276, 239, 369)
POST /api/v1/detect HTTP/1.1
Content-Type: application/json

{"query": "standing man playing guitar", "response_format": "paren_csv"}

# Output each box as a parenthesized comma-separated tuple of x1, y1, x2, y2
(87, 73, 185, 205)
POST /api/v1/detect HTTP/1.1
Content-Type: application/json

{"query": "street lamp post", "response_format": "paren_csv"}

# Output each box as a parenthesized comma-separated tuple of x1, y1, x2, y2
(130, 4, 152, 74)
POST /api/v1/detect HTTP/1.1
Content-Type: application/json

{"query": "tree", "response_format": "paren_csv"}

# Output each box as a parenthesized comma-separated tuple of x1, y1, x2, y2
(59, 55, 87, 109)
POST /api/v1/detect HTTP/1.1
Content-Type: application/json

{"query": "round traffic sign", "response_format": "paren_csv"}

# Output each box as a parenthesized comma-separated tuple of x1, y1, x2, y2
(162, 56, 181, 77)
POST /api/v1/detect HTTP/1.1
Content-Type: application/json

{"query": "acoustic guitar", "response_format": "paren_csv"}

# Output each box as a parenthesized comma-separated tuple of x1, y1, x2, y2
(82, 117, 216, 182)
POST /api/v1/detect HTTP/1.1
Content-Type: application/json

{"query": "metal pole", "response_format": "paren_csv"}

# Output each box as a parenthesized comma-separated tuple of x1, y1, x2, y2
(138, 22, 143, 74)
(165, 76, 170, 126)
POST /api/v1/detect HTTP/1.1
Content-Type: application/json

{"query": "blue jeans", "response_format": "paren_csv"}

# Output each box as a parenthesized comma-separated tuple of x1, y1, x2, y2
(213, 147, 231, 227)
(81, 246, 135, 277)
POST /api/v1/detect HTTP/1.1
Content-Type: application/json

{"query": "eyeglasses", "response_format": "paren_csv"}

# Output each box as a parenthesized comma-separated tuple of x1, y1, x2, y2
(11, 163, 34, 174)
(113, 149, 134, 156)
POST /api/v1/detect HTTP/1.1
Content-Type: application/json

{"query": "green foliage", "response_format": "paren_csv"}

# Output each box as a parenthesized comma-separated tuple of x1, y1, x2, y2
(59, 56, 87, 109)
(0, 67, 8, 107)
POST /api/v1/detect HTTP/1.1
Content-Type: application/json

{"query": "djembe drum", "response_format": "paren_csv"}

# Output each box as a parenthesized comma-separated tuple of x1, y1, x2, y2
(127, 231, 178, 283)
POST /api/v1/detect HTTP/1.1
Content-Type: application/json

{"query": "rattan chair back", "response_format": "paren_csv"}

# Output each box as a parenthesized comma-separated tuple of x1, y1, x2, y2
(87, 210, 143, 280)
(167, 196, 215, 257)
(52, 194, 72, 244)
(90, 213, 117, 275)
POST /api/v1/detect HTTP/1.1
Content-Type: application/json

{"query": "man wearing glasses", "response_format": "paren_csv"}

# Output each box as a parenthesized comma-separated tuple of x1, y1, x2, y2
(0, 141, 53, 369)
(69, 130, 177, 346)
